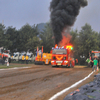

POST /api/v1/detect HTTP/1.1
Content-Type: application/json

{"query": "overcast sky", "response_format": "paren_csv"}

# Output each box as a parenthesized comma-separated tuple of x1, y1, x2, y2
(0, 0, 100, 32)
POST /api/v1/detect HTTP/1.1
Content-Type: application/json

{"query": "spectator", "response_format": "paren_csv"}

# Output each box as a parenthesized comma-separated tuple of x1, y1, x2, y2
(25, 55, 29, 64)
(22, 55, 25, 63)
(7, 58, 9, 67)
(92, 57, 98, 71)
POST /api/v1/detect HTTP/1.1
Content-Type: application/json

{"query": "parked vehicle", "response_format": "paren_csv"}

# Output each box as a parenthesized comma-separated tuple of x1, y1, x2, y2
(11, 52, 21, 61)
(27, 52, 36, 62)
(35, 47, 52, 65)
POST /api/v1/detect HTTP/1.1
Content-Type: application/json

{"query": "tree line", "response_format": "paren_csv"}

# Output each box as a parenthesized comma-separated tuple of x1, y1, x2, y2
(0, 23, 100, 60)
(0, 23, 54, 55)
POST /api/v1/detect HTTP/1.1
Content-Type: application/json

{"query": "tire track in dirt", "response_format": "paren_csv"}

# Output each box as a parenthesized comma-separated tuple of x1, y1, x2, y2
(0, 65, 52, 79)
(0, 70, 75, 95)
(0, 65, 92, 100)
(0, 69, 48, 79)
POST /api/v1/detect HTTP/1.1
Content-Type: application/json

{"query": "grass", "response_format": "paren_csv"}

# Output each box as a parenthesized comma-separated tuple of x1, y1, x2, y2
(0, 63, 31, 69)
(11, 60, 34, 64)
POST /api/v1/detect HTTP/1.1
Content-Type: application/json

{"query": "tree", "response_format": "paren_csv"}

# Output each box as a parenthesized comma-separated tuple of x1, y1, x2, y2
(97, 32, 100, 50)
(5, 26, 18, 52)
(78, 23, 99, 58)
(26, 36, 42, 54)
(17, 24, 39, 52)
(39, 23, 54, 53)
(70, 29, 79, 58)
(0, 24, 6, 47)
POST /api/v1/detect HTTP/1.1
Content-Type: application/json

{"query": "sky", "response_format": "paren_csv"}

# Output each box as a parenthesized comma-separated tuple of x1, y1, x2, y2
(0, 0, 100, 32)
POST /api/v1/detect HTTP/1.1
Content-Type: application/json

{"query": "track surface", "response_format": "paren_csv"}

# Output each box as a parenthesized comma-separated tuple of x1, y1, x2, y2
(0, 64, 94, 100)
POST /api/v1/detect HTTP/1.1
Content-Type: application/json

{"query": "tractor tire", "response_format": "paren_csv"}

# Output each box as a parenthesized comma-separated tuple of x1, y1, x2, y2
(43, 62, 45, 65)
(52, 65, 56, 68)
(49, 61, 51, 65)
(70, 63, 74, 68)
(34, 61, 36, 65)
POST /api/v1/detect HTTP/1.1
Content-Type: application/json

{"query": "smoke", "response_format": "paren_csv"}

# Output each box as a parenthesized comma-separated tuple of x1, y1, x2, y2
(50, 0, 88, 45)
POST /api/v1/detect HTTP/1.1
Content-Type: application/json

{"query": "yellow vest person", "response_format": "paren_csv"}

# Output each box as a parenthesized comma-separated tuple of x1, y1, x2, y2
(22, 55, 25, 64)
(22, 55, 25, 60)
(25, 55, 29, 60)
(26, 55, 29, 64)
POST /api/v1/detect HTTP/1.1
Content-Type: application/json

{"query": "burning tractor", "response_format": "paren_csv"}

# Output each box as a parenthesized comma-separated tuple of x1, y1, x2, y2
(51, 44, 76, 68)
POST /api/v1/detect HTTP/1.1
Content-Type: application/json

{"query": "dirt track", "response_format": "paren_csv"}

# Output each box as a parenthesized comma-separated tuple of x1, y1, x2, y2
(0, 64, 96, 100)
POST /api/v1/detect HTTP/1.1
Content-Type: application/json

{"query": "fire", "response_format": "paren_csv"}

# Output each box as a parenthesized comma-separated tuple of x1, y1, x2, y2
(58, 28, 72, 47)
(50, 0, 88, 47)
(66, 45, 73, 49)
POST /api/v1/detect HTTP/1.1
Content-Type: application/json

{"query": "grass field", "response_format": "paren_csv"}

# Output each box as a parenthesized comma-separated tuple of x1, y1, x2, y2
(11, 61, 34, 64)
(0, 63, 31, 69)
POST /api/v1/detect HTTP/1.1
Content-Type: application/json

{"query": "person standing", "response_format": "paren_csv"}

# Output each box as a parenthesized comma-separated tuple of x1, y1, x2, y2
(7, 58, 9, 67)
(22, 55, 25, 63)
(25, 55, 29, 64)
(92, 57, 98, 71)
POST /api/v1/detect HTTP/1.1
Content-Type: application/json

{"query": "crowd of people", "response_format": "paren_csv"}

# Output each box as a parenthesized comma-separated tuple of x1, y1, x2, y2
(87, 55, 99, 72)
(0, 54, 30, 67)
(21, 55, 29, 64)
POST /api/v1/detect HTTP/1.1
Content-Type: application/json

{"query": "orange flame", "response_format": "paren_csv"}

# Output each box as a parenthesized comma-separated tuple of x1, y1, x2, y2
(66, 45, 72, 49)
(58, 27, 72, 47)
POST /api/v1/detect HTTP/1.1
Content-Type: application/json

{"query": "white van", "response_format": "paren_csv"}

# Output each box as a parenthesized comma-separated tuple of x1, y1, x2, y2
(12, 52, 21, 61)
(18, 52, 26, 61)
(26, 52, 36, 62)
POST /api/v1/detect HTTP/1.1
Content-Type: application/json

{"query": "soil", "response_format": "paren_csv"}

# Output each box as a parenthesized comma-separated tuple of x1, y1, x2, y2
(0, 64, 98, 100)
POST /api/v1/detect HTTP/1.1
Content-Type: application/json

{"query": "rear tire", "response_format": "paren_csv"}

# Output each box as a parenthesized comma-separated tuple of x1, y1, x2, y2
(34, 61, 37, 65)
(49, 61, 51, 65)
(52, 65, 56, 67)
(43, 62, 45, 65)
(70, 63, 74, 68)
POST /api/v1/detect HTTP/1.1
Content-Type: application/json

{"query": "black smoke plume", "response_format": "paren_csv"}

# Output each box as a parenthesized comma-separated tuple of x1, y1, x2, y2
(50, 0, 88, 45)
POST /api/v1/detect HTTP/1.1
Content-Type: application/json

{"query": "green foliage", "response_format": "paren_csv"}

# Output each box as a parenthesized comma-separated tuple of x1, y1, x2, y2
(0, 24, 6, 47)
(78, 23, 99, 58)
(39, 22, 54, 53)
(26, 36, 42, 54)
(5, 27, 18, 52)
(0, 22, 100, 61)
(17, 24, 40, 52)
(70, 29, 79, 58)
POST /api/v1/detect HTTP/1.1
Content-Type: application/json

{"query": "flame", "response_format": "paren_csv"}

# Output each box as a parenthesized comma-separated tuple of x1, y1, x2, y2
(58, 27, 72, 47)
(55, 44, 57, 48)
(66, 45, 72, 49)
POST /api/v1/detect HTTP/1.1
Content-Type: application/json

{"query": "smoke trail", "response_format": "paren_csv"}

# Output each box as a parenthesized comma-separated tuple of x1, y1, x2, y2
(50, 0, 88, 45)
